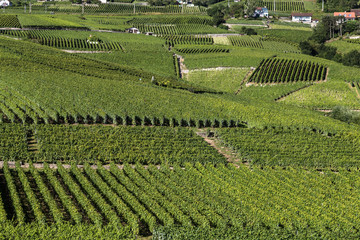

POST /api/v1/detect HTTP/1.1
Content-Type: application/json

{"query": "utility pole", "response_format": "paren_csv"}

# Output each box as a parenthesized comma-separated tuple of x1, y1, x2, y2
(133, 2, 135, 14)
(24, 0, 26, 14)
(82, 1, 84, 15)
(29, 2, 31, 14)
(274, 0, 276, 12)
(322, 0, 324, 12)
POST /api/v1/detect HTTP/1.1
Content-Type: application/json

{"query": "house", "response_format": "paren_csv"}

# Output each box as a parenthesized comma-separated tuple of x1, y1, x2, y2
(0, 0, 10, 7)
(176, 0, 193, 5)
(311, 18, 319, 27)
(255, 7, 269, 18)
(291, 13, 312, 22)
(126, 27, 140, 34)
(334, 12, 356, 21)
(351, 9, 360, 18)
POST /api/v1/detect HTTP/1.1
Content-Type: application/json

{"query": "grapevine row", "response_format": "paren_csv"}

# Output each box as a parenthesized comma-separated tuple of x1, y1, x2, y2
(249, 57, 327, 83)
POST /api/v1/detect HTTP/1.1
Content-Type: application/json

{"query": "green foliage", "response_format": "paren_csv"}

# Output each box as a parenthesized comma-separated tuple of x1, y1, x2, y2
(263, 1, 305, 11)
(280, 81, 360, 109)
(0, 125, 28, 160)
(2, 161, 360, 237)
(257, 28, 313, 44)
(228, 35, 300, 53)
(343, 50, 360, 67)
(0, 15, 21, 28)
(331, 105, 360, 124)
(18, 15, 87, 29)
(160, 35, 214, 46)
(249, 57, 327, 83)
(186, 68, 250, 93)
(34, 125, 226, 164)
(317, 0, 359, 12)
(175, 45, 230, 54)
(217, 128, 360, 168)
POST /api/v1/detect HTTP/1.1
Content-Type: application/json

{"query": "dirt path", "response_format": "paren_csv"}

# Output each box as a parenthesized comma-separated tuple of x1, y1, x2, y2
(175, 54, 188, 77)
(189, 67, 251, 72)
(316, 109, 360, 113)
(225, 23, 268, 30)
(62, 50, 111, 54)
(196, 131, 243, 167)
(0, 161, 164, 170)
(349, 82, 360, 99)
(275, 84, 313, 102)
(235, 68, 255, 95)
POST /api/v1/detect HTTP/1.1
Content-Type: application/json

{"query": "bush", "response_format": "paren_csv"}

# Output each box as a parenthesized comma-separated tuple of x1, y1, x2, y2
(330, 106, 360, 124)
(342, 50, 360, 67)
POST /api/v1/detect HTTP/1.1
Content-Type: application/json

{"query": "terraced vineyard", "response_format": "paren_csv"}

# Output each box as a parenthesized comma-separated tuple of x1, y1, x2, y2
(228, 35, 300, 53)
(6, 3, 206, 15)
(160, 35, 214, 46)
(1, 163, 360, 239)
(262, 0, 305, 11)
(34, 125, 226, 164)
(248, 57, 327, 83)
(0, 15, 21, 28)
(217, 128, 360, 168)
(1, 10, 360, 239)
(0, 124, 228, 163)
(175, 45, 230, 54)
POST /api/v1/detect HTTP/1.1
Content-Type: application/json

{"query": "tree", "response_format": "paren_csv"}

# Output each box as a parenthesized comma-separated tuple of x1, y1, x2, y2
(299, 41, 317, 56)
(148, 0, 177, 6)
(193, 0, 223, 7)
(317, 44, 337, 60)
(343, 50, 360, 66)
(229, 2, 245, 18)
(207, 4, 229, 26)
(245, 0, 256, 17)
(316, 0, 359, 12)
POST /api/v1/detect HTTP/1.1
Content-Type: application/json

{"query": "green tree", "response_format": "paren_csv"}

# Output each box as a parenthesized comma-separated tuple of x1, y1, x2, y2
(229, 2, 245, 18)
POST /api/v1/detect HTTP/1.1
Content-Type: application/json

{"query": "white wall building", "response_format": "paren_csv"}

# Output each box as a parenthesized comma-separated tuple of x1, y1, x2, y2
(291, 13, 312, 22)
(0, 0, 10, 7)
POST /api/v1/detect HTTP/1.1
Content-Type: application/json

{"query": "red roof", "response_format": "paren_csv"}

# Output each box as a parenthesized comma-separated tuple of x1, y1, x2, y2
(291, 13, 312, 17)
(334, 12, 356, 19)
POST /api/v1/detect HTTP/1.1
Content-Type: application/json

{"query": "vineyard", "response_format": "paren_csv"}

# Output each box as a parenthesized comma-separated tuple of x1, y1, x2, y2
(262, 0, 305, 11)
(159, 35, 214, 46)
(0, 30, 124, 50)
(217, 128, 360, 168)
(4, 3, 207, 15)
(33, 125, 226, 164)
(228, 35, 300, 53)
(0, 10, 360, 239)
(248, 57, 327, 83)
(0, 15, 21, 28)
(174, 45, 230, 54)
(0, 163, 360, 238)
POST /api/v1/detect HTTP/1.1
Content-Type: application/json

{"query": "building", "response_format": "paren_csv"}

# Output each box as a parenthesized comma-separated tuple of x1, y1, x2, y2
(255, 7, 269, 18)
(0, 0, 10, 7)
(350, 9, 360, 18)
(334, 12, 356, 21)
(291, 13, 312, 22)
(126, 27, 140, 34)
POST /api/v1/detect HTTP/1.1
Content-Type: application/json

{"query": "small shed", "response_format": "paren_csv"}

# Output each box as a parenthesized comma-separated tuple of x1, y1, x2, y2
(126, 27, 140, 34)
(291, 13, 312, 22)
